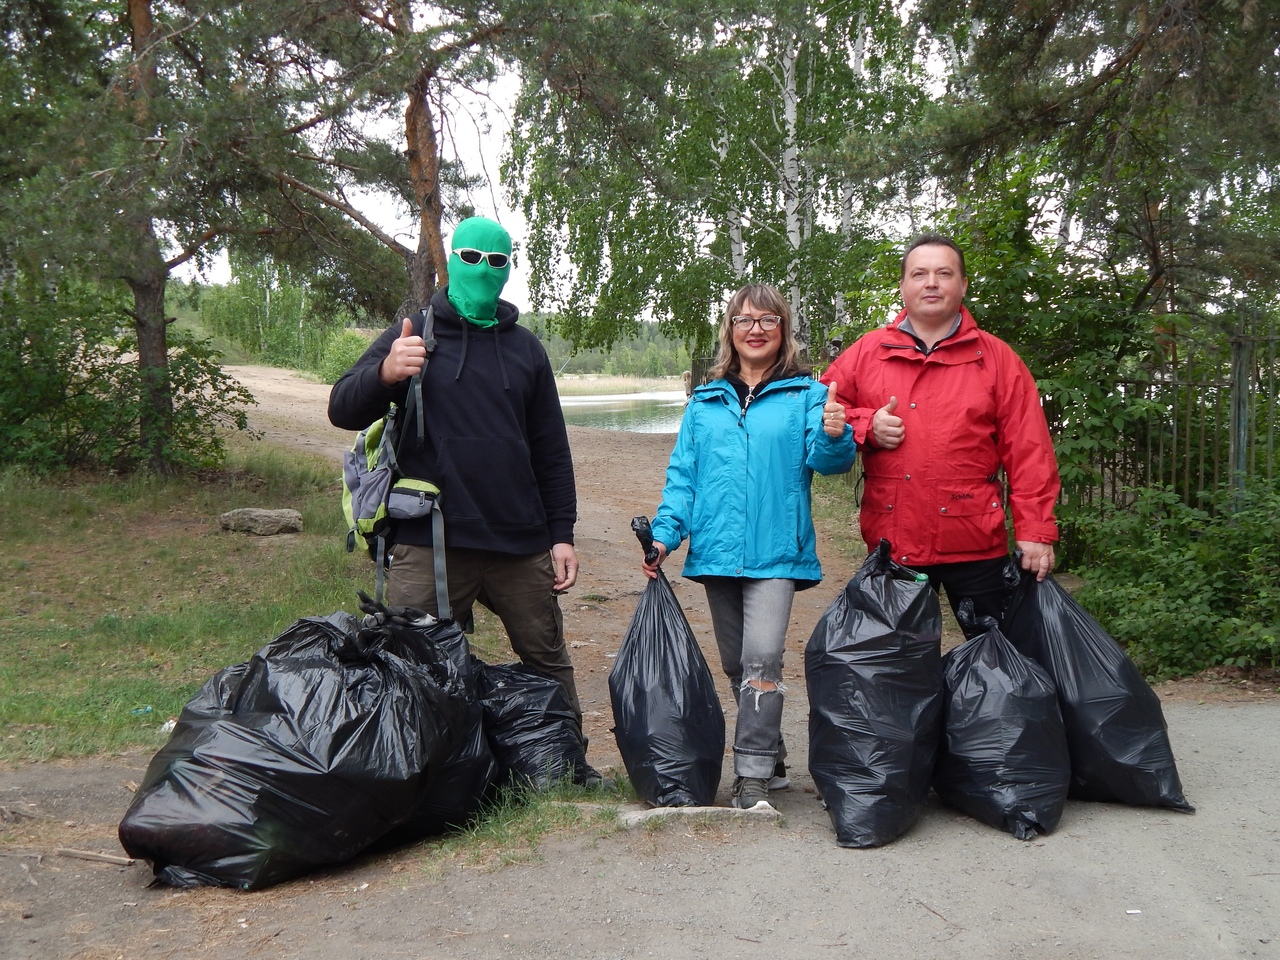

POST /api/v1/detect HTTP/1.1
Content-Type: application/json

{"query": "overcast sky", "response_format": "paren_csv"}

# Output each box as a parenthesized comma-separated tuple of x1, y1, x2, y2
(177, 72, 533, 309)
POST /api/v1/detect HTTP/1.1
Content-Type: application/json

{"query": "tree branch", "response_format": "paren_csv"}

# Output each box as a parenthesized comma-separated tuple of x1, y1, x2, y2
(270, 168, 411, 256)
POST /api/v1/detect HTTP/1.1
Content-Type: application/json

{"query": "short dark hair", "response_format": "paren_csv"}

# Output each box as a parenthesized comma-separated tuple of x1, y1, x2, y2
(900, 233, 967, 279)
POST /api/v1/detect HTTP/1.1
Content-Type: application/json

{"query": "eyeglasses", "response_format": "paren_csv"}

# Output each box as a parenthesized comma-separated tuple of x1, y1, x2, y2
(731, 314, 782, 330)
(455, 248, 510, 269)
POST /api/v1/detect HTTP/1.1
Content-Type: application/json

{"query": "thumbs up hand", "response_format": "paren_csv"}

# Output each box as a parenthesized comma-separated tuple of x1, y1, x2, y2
(822, 380, 847, 438)
(872, 395, 905, 449)
(379, 316, 427, 386)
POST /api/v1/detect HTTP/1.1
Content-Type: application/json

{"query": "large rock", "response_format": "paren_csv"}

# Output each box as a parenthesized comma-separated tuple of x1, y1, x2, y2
(219, 508, 303, 536)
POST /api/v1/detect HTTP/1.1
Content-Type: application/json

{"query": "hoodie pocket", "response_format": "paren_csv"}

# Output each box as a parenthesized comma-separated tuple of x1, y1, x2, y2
(436, 436, 546, 528)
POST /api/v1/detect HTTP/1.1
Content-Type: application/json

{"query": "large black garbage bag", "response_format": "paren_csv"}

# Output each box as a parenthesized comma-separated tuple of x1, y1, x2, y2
(1000, 567, 1194, 812)
(363, 600, 500, 845)
(118, 610, 472, 889)
(806, 541, 944, 847)
(610, 518, 725, 807)
(475, 662, 591, 789)
(935, 601, 1070, 839)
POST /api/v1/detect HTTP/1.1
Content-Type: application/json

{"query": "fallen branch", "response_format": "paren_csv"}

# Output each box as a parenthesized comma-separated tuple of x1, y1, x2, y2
(54, 848, 137, 866)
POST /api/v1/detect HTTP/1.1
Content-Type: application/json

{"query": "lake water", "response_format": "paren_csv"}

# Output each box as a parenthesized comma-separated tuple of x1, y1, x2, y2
(559, 391, 687, 434)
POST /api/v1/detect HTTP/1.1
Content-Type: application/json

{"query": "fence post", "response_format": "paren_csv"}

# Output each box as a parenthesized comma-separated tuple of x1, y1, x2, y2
(1228, 316, 1253, 506)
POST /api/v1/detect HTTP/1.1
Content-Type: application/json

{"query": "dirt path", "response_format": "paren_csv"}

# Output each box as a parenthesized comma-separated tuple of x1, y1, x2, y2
(2, 365, 1278, 960)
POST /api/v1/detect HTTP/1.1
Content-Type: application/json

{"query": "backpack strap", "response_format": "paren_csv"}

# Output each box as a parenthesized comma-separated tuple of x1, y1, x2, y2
(378, 305, 447, 612)
(370, 499, 449, 618)
(374, 535, 389, 607)
(410, 305, 434, 451)
(429, 502, 450, 620)
(385, 304, 434, 470)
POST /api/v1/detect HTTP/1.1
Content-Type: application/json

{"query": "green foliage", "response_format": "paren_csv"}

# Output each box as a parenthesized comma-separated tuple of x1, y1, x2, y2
(523, 316, 691, 377)
(162, 331, 260, 469)
(926, 184, 1159, 506)
(508, 1, 919, 352)
(318, 329, 376, 384)
(1073, 482, 1280, 678)
(0, 275, 256, 472)
(0, 277, 117, 469)
(200, 260, 320, 369)
(224, 214, 409, 328)
(200, 254, 394, 379)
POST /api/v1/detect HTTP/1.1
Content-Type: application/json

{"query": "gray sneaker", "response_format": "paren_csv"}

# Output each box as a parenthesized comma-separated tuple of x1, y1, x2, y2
(731, 776, 774, 810)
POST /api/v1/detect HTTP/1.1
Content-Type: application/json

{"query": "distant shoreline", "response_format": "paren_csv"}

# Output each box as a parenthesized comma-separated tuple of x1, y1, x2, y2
(555, 374, 685, 396)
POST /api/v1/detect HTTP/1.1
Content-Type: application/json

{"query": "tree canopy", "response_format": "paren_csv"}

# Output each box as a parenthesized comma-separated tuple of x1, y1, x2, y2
(4, 0, 1277, 484)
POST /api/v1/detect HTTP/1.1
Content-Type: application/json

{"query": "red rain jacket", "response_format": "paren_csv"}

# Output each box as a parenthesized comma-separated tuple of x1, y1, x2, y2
(820, 307, 1060, 566)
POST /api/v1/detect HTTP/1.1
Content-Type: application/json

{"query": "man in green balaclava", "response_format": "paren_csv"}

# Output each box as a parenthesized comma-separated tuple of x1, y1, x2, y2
(330, 216, 605, 786)
(446, 215, 513, 326)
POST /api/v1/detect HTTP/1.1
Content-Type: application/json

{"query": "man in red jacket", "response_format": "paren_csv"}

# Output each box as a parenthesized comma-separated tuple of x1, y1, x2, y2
(821, 234, 1060, 631)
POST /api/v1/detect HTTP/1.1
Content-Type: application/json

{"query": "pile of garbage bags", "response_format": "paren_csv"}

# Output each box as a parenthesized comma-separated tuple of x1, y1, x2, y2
(118, 597, 592, 890)
(806, 542, 1193, 848)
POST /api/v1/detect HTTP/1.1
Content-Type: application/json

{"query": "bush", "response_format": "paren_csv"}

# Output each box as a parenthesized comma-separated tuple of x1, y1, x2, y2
(1072, 482, 1280, 678)
(1, 277, 257, 472)
(317, 329, 375, 384)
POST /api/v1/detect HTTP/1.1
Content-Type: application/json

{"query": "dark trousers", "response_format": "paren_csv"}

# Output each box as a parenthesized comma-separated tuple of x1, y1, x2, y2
(386, 544, 582, 721)
(910, 556, 1011, 638)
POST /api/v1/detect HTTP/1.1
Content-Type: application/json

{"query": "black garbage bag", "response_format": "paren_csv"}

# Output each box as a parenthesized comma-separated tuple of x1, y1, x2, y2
(934, 601, 1070, 839)
(475, 661, 591, 789)
(118, 610, 473, 889)
(359, 597, 500, 845)
(1000, 566, 1194, 812)
(806, 541, 944, 847)
(609, 517, 725, 807)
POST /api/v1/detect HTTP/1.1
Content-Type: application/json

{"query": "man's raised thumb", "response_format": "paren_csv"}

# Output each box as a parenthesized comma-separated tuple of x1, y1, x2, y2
(399, 316, 414, 339)
(882, 395, 898, 414)
(826, 380, 838, 403)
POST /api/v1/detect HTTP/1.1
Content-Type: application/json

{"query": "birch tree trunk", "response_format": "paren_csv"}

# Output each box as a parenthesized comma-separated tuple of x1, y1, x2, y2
(779, 42, 805, 346)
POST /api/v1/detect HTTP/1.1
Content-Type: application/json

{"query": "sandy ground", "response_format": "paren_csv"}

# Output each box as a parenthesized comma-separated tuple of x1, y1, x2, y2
(2, 364, 1278, 960)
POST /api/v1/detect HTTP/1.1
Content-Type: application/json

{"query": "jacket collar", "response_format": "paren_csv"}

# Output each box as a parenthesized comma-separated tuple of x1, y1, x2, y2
(883, 306, 979, 353)
(694, 372, 810, 403)
(429, 288, 517, 388)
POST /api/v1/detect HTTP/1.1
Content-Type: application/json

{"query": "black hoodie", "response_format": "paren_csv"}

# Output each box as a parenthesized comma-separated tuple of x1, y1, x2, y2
(328, 287, 576, 554)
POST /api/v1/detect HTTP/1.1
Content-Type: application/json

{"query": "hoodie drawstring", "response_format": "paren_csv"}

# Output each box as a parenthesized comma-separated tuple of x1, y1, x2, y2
(493, 326, 510, 390)
(453, 328, 469, 379)
(453, 323, 510, 390)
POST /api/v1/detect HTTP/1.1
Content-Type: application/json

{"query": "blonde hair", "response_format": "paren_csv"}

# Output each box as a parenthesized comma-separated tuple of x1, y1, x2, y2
(708, 283, 804, 381)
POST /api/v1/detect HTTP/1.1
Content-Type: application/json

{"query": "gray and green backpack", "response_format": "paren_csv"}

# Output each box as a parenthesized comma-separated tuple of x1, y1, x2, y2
(340, 306, 450, 608)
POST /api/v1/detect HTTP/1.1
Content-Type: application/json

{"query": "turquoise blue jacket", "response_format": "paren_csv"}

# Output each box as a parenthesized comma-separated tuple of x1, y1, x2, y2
(651, 375, 856, 588)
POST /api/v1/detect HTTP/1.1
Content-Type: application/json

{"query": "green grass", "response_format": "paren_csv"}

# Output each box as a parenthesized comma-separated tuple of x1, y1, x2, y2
(409, 780, 630, 875)
(810, 469, 866, 566)
(170, 311, 257, 364)
(0, 441, 376, 763)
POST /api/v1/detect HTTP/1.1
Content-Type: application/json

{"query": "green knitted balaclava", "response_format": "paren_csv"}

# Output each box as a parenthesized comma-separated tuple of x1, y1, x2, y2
(447, 217, 513, 327)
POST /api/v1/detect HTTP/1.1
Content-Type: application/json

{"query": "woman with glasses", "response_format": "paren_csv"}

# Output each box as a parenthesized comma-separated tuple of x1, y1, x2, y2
(641, 283, 856, 810)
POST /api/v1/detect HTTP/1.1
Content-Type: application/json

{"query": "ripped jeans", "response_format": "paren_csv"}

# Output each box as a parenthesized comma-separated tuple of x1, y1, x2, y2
(703, 577, 797, 779)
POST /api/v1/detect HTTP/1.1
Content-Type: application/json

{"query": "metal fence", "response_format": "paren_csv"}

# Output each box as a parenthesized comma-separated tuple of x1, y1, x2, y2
(1059, 312, 1279, 512)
